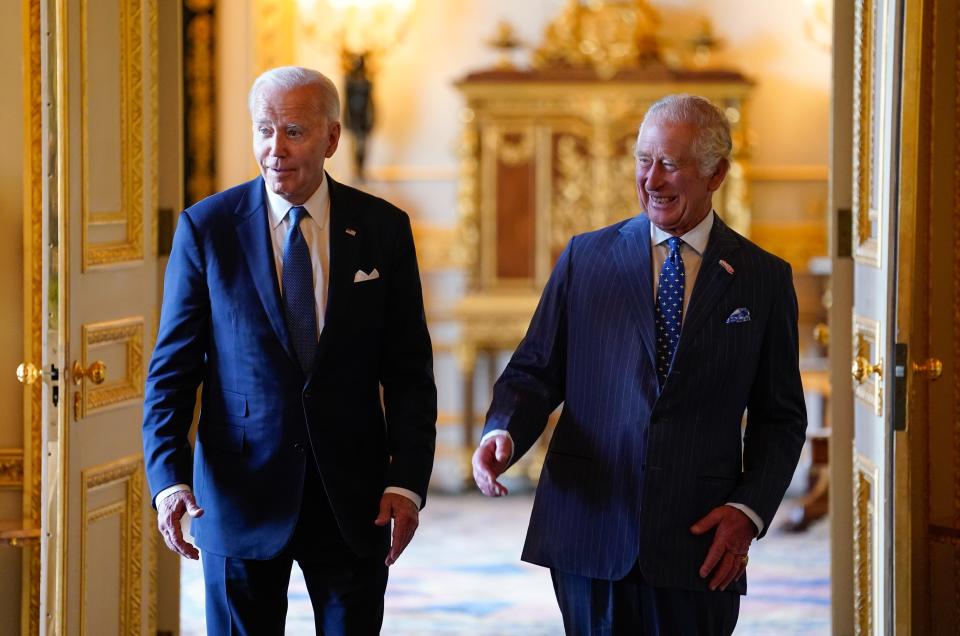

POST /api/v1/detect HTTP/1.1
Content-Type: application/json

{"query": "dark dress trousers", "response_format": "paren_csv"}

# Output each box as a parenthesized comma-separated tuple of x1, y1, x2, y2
(142, 175, 436, 632)
(483, 213, 807, 630)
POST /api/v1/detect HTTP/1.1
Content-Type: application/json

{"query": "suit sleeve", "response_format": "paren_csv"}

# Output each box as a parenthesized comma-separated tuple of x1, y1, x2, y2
(380, 214, 437, 507)
(483, 240, 571, 463)
(142, 211, 210, 505)
(731, 262, 808, 537)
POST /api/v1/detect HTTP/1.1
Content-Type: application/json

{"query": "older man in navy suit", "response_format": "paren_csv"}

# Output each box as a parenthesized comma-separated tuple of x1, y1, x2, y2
(473, 94, 806, 634)
(142, 66, 436, 634)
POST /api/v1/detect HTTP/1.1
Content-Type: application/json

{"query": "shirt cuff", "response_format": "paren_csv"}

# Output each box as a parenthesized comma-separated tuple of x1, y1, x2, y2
(384, 487, 422, 510)
(155, 483, 191, 509)
(725, 502, 764, 535)
(480, 429, 515, 463)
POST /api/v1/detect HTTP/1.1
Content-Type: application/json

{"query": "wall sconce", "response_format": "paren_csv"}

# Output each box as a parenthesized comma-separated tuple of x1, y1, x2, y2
(299, 0, 415, 181)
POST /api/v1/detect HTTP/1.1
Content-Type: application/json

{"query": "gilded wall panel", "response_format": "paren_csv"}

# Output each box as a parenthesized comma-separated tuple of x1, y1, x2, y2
(853, 0, 882, 267)
(22, 0, 43, 631)
(79, 456, 144, 636)
(80, 318, 144, 416)
(81, 0, 145, 270)
(854, 454, 878, 636)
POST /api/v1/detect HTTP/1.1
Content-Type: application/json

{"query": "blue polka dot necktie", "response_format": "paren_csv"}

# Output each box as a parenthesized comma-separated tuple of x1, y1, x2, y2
(282, 206, 317, 372)
(655, 237, 685, 387)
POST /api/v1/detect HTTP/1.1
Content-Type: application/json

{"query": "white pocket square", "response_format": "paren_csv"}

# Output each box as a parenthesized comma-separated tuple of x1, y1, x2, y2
(725, 307, 751, 323)
(353, 268, 380, 283)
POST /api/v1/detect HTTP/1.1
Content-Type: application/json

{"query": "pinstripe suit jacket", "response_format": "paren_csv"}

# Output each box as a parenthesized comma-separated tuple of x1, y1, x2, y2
(483, 213, 807, 593)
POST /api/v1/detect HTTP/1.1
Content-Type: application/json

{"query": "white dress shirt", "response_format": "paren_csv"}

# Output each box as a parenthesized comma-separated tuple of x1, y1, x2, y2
(156, 177, 421, 510)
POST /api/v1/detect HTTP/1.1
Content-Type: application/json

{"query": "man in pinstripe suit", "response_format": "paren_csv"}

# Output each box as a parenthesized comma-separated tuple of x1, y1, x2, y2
(473, 94, 807, 634)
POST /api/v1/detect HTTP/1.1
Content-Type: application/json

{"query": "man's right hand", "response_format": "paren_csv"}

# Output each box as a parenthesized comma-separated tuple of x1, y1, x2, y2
(472, 434, 513, 497)
(158, 490, 204, 560)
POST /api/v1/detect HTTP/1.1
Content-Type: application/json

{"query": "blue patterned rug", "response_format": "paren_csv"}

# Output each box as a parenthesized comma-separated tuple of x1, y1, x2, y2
(180, 494, 829, 634)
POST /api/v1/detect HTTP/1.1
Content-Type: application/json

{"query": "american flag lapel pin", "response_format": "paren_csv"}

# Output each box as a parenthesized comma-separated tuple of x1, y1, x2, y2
(345, 228, 357, 236)
(718, 259, 734, 275)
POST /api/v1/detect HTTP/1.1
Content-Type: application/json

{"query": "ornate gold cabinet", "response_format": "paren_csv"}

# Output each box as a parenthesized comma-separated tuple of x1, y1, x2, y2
(454, 67, 754, 470)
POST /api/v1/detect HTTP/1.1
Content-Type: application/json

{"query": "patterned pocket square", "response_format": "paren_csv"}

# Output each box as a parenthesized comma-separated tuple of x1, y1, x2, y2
(353, 268, 380, 283)
(725, 307, 751, 323)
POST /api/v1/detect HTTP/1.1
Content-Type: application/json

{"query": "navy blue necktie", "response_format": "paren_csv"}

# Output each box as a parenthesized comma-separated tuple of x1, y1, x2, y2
(655, 237, 685, 387)
(282, 206, 317, 372)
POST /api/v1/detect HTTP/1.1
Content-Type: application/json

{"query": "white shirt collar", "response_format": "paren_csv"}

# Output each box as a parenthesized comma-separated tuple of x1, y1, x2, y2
(650, 210, 714, 255)
(265, 176, 330, 230)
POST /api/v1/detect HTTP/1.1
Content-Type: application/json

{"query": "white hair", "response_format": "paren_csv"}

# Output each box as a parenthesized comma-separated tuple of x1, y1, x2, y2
(248, 66, 341, 122)
(636, 94, 732, 177)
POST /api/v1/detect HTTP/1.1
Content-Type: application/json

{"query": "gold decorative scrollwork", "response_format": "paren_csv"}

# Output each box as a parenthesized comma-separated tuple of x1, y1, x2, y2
(854, 454, 877, 636)
(853, 0, 881, 267)
(23, 0, 43, 630)
(552, 134, 592, 250)
(149, 0, 159, 256)
(454, 111, 480, 287)
(494, 130, 535, 166)
(532, 0, 662, 78)
(80, 456, 144, 636)
(81, 318, 145, 414)
(0, 449, 24, 488)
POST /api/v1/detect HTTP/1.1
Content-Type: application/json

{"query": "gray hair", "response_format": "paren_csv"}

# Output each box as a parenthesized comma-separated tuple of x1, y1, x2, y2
(636, 94, 732, 177)
(248, 66, 341, 122)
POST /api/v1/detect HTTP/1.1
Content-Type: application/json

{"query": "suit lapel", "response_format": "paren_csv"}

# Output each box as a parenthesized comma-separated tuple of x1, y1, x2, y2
(613, 215, 657, 370)
(676, 215, 741, 349)
(233, 178, 298, 366)
(315, 175, 361, 365)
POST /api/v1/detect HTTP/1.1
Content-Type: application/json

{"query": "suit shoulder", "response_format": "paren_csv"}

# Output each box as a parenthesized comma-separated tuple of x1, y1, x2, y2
(568, 216, 635, 249)
(182, 179, 257, 226)
(333, 180, 409, 227)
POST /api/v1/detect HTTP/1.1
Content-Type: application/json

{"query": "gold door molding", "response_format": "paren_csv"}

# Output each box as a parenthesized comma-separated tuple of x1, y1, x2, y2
(853, 0, 883, 267)
(148, 0, 158, 258)
(22, 0, 44, 631)
(80, 0, 147, 270)
(854, 453, 879, 636)
(79, 456, 144, 636)
(852, 314, 883, 415)
(80, 317, 145, 416)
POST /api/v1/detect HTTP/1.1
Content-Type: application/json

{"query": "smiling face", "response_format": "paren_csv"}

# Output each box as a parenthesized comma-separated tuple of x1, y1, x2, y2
(252, 83, 341, 205)
(635, 120, 728, 236)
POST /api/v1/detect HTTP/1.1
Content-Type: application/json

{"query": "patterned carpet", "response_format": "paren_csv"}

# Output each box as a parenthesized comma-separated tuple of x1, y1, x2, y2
(180, 494, 829, 634)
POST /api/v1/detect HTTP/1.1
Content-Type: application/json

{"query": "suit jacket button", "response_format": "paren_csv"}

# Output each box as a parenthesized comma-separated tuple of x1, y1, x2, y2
(303, 391, 312, 400)
(293, 442, 304, 452)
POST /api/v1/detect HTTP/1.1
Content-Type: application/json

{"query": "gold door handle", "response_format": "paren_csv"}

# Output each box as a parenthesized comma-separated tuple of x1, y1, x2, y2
(16, 362, 42, 385)
(71, 360, 106, 386)
(852, 356, 882, 384)
(912, 358, 943, 380)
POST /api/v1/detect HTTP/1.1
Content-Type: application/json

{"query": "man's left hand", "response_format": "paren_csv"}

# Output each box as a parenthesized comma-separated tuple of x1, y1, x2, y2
(374, 493, 420, 566)
(690, 505, 757, 591)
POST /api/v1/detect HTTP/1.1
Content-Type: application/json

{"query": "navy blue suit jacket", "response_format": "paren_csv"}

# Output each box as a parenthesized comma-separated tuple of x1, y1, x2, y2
(483, 213, 806, 593)
(142, 175, 436, 561)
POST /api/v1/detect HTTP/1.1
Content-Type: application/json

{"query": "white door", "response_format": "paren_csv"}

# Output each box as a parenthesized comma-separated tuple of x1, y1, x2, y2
(36, 0, 181, 633)
(848, 0, 902, 632)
